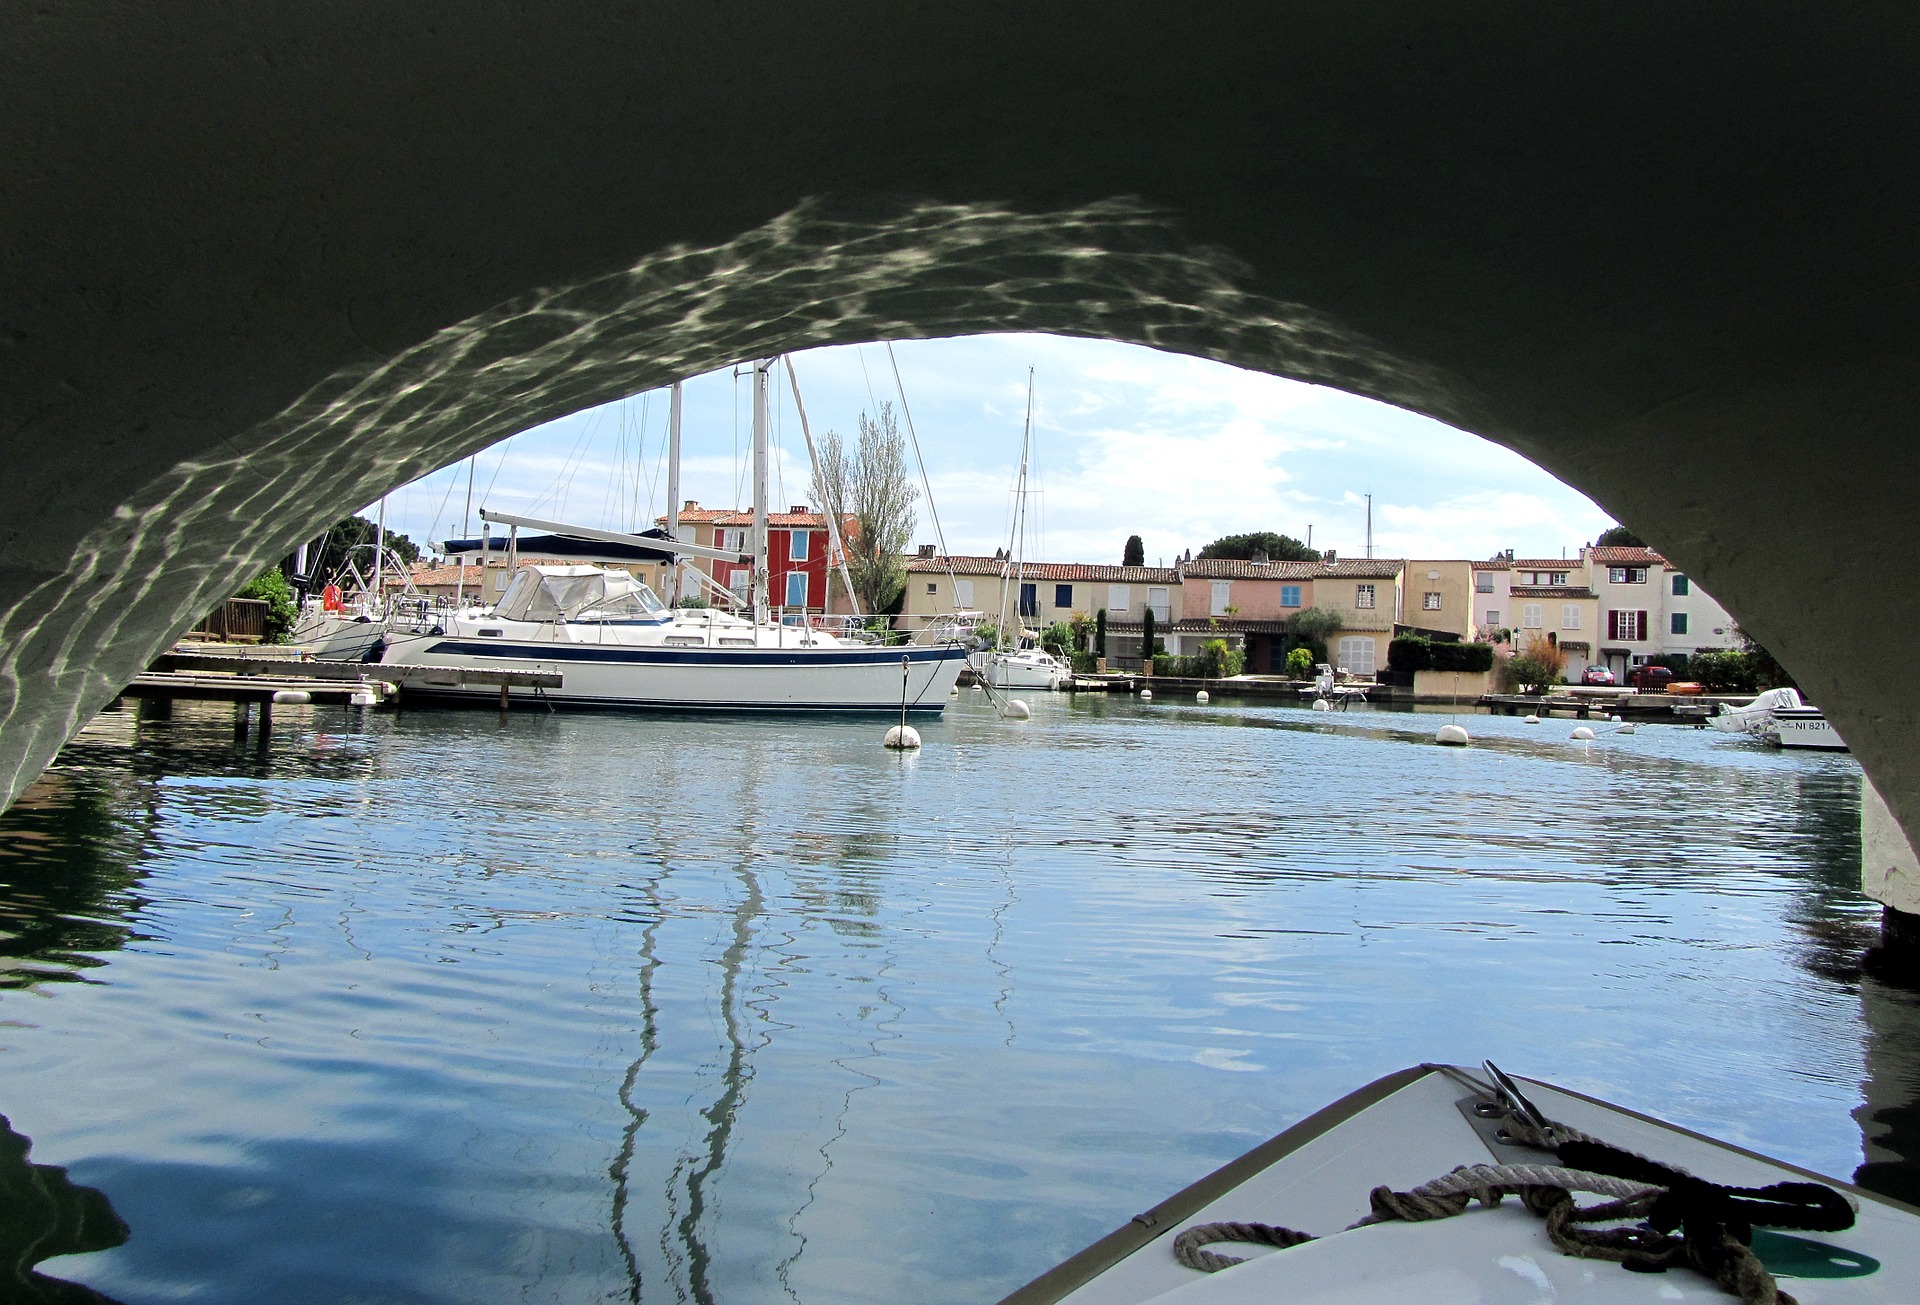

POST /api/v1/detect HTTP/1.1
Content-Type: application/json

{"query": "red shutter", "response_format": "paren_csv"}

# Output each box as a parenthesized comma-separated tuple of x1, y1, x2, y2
(1638, 610, 1649, 641)
(1607, 610, 1618, 640)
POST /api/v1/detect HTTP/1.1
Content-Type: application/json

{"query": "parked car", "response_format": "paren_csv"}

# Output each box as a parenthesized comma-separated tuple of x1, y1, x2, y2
(1580, 665, 1617, 686)
(1628, 664, 1675, 691)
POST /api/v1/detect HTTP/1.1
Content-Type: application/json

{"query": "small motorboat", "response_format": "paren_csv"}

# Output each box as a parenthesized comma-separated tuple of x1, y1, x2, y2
(1766, 705, 1849, 752)
(1002, 1062, 1910, 1303)
(1710, 687, 1805, 736)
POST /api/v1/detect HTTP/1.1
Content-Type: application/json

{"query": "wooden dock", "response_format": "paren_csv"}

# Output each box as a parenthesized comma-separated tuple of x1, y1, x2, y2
(1479, 691, 1721, 722)
(133, 648, 565, 719)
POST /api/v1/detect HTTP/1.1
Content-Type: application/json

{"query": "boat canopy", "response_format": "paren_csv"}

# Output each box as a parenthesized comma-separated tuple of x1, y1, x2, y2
(439, 531, 676, 564)
(494, 565, 666, 622)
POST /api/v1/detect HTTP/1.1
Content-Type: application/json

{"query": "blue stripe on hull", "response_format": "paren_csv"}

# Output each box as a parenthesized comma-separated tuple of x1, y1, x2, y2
(423, 640, 966, 668)
(400, 687, 950, 714)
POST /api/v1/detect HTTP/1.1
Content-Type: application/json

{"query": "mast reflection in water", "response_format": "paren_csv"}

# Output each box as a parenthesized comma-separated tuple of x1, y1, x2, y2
(0, 696, 1914, 1304)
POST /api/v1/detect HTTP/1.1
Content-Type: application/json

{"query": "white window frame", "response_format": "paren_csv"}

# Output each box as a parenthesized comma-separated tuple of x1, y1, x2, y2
(1561, 604, 1580, 630)
(1355, 584, 1376, 610)
(1422, 591, 1442, 610)
(1210, 580, 1232, 615)
(789, 529, 809, 561)
(1108, 584, 1131, 613)
(1147, 586, 1171, 621)
(1475, 573, 1495, 593)
(1486, 609, 1501, 630)
(785, 572, 808, 608)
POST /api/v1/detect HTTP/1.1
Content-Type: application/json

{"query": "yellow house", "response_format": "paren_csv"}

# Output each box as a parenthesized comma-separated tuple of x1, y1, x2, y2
(1311, 559, 1405, 676)
(1507, 556, 1599, 676)
(901, 552, 1182, 668)
(1401, 560, 1476, 638)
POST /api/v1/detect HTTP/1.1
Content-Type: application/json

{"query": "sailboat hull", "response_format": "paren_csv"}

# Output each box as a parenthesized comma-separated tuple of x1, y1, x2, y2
(386, 637, 968, 712)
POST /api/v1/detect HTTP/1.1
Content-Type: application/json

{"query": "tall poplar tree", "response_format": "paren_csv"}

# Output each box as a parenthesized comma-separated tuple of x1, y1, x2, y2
(811, 402, 918, 615)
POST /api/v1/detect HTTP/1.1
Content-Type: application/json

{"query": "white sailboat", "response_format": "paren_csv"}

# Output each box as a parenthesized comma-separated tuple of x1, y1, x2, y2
(978, 370, 1069, 692)
(376, 359, 969, 712)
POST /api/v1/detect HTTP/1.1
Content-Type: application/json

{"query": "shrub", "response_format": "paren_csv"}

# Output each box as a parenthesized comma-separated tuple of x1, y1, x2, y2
(237, 568, 297, 643)
(1285, 646, 1316, 679)
(1498, 634, 1566, 691)
(1070, 650, 1098, 674)
(1388, 636, 1496, 673)
(1040, 620, 1075, 658)
(1689, 648, 1757, 692)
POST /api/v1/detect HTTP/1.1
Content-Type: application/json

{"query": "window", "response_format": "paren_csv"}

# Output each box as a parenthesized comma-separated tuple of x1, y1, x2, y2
(1280, 584, 1302, 608)
(1671, 574, 1690, 595)
(786, 573, 808, 608)
(1336, 636, 1376, 676)
(1551, 572, 1568, 585)
(1019, 583, 1038, 617)
(728, 569, 749, 597)
(1561, 605, 1580, 629)
(926, 582, 937, 595)
(1475, 572, 1494, 593)
(1211, 580, 1232, 615)
(1486, 610, 1501, 629)
(1055, 583, 1073, 609)
(1423, 591, 1442, 610)
(1523, 603, 1543, 629)
(1108, 584, 1130, 612)
(1609, 566, 1647, 584)
(717, 527, 745, 554)
(789, 529, 810, 561)
(1671, 612, 1689, 635)
(1608, 609, 1646, 641)
(1147, 587, 1171, 621)
(954, 579, 974, 608)
(1355, 584, 1376, 609)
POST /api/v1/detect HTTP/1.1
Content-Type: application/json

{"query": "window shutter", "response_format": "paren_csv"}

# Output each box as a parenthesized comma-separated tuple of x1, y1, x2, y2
(1607, 610, 1617, 640)
(1638, 610, 1648, 640)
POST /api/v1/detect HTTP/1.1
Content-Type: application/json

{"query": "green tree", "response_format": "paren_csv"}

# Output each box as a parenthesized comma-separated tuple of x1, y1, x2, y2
(1094, 608, 1107, 656)
(1736, 627, 1796, 690)
(307, 514, 421, 587)
(1196, 531, 1320, 562)
(811, 402, 918, 616)
(1595, 525, 1646, 548)
(1141, 606, 1158, 663)
(1067, 611, 1096, 652)
(1040, 621, 1075, 658)
(236, 567, 297, 643)
(1285, 646, 1316, 678)
(1122, 535, 1145, 567)
(1286, 606, 1343, 665)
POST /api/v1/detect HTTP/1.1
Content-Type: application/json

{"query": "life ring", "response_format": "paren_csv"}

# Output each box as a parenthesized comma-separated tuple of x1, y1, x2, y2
(322, 584, 344, 612)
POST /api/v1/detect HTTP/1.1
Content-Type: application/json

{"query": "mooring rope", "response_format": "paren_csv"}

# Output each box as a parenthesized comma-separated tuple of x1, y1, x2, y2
(1171, 1138, 1854, 1305)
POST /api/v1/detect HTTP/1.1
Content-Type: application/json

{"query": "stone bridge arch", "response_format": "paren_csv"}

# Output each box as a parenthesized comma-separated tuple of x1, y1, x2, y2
(4, 5, 1917, 852)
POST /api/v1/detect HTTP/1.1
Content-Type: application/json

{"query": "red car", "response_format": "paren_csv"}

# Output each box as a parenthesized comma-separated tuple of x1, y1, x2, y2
(1580, 665, 1616, 686)
(1628, 664, 1675, 691)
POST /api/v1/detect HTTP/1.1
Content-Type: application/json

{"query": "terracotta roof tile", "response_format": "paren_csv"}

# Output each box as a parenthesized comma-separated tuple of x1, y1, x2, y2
(1182, 558, 1318, 579)
(1509, 585, 1595, 599)
(1314, 559, 1406, 578)
(1588, 545, 1669, 565)
(903, 556, 1180, 583)
(1509, 559, 1581, 572)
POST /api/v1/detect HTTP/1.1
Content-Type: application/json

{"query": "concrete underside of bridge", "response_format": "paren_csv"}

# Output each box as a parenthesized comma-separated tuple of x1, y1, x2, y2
(4, 6, 1919, 865)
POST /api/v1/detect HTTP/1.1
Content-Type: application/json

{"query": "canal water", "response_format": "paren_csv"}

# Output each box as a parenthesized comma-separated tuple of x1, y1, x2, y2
(2, 693, 1916, 1303)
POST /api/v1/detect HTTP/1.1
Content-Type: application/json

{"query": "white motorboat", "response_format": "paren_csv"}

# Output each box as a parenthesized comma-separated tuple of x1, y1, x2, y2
(382, 563, 966, 711)
(1710, 686, 1805, 735)
(1003, 1061, 1910, 1304)
(1768, 705, 1849, 752)
(980, 645, 1070, 690)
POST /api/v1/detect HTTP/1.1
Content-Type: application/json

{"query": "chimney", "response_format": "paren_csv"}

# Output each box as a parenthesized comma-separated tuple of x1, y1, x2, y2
(791, 505, 808, 515)
(683, 500, 697, 511)
(916, 544, 935, 559)
(1252, 550, 1269, 565)
(1324, 549, 1337, 562)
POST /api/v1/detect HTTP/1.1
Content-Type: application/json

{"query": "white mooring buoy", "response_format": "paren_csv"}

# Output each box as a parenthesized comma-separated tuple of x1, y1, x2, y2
(1523, 714, 1540, 724)
(1570, 725, 1597, 741)
(271, 689, 311, 705)
(885, 724, 922, 750)
(1195, 690, 1210, 703)
(1436, 723, 1471, 746)
(1139, 688, 1153, 701)
(1617, 724, 1637, 735)
(1004, 699, 1032, 720)
(1312, 698, 1332, 712)
(1609, 714, 1623, 723)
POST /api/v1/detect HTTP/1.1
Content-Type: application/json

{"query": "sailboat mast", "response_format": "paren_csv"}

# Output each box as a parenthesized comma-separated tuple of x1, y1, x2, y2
(750, 359, 772, 626)
(1012, 370, 1035, 635)
(373, 496, 387, 612)
(665, 380, 684, 603)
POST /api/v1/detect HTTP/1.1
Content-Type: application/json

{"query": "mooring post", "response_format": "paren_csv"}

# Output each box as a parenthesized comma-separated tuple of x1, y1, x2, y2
(500, 682, 510, 712)
(233, 701, 250, 740)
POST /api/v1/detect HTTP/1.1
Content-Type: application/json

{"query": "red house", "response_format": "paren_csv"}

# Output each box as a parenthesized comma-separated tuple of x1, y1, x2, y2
(655, 501, 851, 614)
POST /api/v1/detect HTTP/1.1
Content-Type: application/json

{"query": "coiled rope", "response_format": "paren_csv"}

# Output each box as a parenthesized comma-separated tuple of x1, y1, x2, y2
(1171, 1133, 1855, 1305)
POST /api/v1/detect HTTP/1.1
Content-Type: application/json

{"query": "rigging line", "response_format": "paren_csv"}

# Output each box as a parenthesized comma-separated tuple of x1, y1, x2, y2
(855, 344, 882, 419)
(425, 460, 461, 553)
(551, 406, 605, 519)
(732, 366, 747, 509)
(478, 435, 514, 514)
(882, 340, 964, 602)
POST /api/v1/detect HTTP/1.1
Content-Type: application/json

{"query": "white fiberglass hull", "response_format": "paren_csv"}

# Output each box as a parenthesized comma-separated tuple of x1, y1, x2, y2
(982, 653, 1068, 690)
(1772, 708, 1848, 751)
(385, 634, 968, 712)
(1006, 1063, 1913, 1304)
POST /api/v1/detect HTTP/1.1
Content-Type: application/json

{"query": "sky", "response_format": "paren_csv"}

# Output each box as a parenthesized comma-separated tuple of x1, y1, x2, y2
(363, 333, 1615, 566)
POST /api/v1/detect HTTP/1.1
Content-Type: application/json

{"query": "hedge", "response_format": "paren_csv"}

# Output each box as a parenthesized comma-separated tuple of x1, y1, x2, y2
(1386, 636, 1495, 673)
